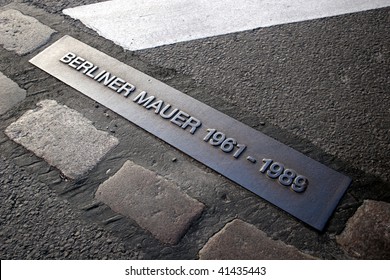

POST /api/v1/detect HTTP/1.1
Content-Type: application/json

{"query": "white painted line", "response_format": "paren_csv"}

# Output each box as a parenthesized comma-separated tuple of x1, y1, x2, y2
(63, 0, 390, 51)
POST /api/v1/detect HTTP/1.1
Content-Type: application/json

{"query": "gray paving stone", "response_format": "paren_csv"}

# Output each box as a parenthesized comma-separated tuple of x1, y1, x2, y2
(5, 100, 118, 179)
(0, 9, 55, 55)
(0, 71, 26, 114)
(337, 200, 390, 259)
(199, 219, 315, 259)
(95, 160, 205, 245)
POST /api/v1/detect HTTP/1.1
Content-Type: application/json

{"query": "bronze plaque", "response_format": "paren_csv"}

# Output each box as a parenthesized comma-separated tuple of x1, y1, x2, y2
(30, 36, 351, 230)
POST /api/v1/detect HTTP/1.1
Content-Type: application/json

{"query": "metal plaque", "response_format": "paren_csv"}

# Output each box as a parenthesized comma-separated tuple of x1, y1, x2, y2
(30, 35, 351, 230)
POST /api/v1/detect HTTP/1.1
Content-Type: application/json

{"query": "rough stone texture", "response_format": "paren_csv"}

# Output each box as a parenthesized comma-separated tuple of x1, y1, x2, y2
(0, 156, 138, 260)
(0, 9, 55, 55)
(0, 71, 26, 114)
(5, 100, 119, 179)
(199, 219, 315, 260)
(337, 200, 390, 259)
(95, 160, 205, 245)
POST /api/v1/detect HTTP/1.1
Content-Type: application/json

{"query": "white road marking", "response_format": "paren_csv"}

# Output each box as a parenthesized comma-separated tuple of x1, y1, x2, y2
(63, 0, 390, 50)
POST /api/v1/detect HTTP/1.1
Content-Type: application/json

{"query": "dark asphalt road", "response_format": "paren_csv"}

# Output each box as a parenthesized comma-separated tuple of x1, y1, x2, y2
(138, 8, 390, 183)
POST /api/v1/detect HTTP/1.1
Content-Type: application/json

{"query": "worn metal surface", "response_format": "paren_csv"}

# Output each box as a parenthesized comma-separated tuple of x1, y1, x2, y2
(30, 35, 351, 230)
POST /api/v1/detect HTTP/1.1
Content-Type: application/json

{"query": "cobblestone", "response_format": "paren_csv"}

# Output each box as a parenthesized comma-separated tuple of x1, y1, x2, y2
(0, 9, 55, 55)
(199, 219, 315, 259)
(0, 156, 137, 260)
(337, 200, 390, 259)
(0, 71, 26, 114)
(95, 160, 205, 245)
(5, 100, 118, 179)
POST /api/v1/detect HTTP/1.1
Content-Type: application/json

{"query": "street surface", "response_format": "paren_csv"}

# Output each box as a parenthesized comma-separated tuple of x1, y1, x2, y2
(0, 0, 389, 260)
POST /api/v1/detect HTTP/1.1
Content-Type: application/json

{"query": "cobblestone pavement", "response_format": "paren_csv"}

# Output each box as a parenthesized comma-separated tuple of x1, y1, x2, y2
(0, 1, 389, 259)
(0, 156, 138, 259)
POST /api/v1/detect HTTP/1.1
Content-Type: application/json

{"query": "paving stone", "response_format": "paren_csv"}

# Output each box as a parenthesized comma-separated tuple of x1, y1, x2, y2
(0, 71, 26, 114)
(0, 9, 55, 55)
(199, 219, 315, 259)
(337, 200, 390, 259)
(95, 160, 205, 245)
(5, 100, 118, 179)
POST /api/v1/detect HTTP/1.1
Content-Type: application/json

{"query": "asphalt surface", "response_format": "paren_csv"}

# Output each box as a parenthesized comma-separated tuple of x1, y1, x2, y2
(137, 8, 390, 183)
(0, 0, 389, 259)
